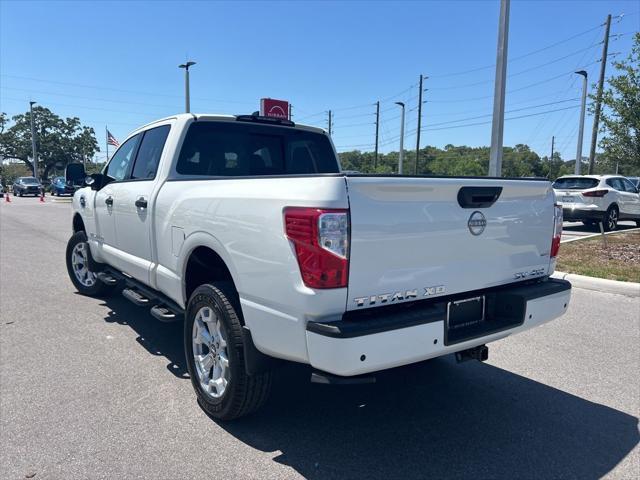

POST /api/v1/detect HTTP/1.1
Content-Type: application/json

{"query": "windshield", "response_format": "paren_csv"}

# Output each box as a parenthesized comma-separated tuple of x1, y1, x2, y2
(552, 177, 599, 190)
(21, 177, 39, 185)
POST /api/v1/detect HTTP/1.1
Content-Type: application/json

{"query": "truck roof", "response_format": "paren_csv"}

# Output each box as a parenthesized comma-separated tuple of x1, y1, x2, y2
(134, 113, 327, 136)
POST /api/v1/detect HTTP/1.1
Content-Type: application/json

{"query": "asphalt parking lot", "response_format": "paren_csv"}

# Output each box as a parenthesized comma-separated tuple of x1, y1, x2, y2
(1, 196, 639, 480)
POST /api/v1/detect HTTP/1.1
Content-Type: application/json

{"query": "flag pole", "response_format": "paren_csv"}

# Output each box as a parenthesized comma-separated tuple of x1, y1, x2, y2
(105, 126, 109, 163)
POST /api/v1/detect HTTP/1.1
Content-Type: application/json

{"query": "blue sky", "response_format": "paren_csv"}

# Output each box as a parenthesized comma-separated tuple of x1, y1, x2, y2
(1, 0, 638, 161)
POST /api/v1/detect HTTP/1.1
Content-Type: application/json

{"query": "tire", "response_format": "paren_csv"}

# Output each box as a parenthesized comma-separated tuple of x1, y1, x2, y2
(65, 231, 115, 297)
(18, 191, 23, 197)
(602, 205, 619, 232)
(185, 283, 272, 421)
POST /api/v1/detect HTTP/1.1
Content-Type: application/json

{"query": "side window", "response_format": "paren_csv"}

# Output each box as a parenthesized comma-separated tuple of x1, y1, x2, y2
(606, 178, 623, 191)
(104, 134, 141, 182)
(131, 125, 171, 180)
(621, 178, 638, 193)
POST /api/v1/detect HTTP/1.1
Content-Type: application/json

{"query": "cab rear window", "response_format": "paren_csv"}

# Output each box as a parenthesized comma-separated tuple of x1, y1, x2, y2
(552, 178, 599, 190)
(176, 121, 339, 176)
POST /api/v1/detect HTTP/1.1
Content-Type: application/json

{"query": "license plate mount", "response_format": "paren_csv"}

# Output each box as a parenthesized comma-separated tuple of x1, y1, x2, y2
(446, 296, 485, 331)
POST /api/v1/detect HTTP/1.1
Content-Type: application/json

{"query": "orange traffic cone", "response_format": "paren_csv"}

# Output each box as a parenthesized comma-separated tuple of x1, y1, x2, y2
(39, 191, 45, 203)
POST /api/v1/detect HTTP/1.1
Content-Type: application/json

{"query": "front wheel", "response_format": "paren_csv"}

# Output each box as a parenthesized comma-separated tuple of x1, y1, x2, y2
(65, 231, 115, 297)
(185, 283, 272, 421)
(603, 206, 619, 232)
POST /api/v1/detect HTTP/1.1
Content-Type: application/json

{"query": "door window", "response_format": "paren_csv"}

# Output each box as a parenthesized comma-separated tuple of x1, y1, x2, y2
(606, 178, 625, 191)
(621, 178, 639, 194)
(104, 134, 142, 182)
(131, 125, 171, 180)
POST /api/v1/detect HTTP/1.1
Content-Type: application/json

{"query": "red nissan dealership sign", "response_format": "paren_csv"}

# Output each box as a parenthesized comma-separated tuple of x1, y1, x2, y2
(260, 98, 289, 119)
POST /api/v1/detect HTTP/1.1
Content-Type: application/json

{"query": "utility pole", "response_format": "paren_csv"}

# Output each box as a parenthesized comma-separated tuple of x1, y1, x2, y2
(374, 101, 380, 169)
(588, 14, 611, 174)
(29, 101, 38, 180)
(549, 135, 555, 179)
(327, 110, 332, 135)
(415, 74, 424, 175)
(289, 104, 293, 121)
(488, 0, 510, 177)
(574, 70, 588, 175)
(395, 102, 405, 174)
(178, 60, 196, 113)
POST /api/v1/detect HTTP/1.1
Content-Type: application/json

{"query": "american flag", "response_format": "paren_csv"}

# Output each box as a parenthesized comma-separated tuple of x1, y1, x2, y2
(107, 129, 120, 147)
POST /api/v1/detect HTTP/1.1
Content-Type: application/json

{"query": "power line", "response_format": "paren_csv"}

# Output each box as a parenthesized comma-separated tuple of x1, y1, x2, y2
(428, 22, 604, 79)
(0, 73, 255, 105)
(422, 105, 581, 132)
(425, 98, 580, 128)
(428, 43, 602, 91)
(0, 95, 166, 117)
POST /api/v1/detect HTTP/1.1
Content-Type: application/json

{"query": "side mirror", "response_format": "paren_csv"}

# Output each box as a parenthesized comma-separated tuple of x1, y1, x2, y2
(88, 173, 107, 191)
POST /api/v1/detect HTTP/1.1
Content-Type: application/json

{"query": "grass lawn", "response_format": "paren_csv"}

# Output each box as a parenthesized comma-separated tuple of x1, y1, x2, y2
(556, 230, 640, 283)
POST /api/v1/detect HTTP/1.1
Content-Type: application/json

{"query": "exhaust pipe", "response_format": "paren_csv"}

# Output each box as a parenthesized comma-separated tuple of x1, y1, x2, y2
(455, 345, 489, 363)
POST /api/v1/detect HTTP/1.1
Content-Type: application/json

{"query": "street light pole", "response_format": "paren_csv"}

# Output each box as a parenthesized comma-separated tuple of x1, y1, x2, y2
(574, 70, 588, 175)
(395, 102, 405, 174)
(178, 61, 196, 113)
(488, 0, 510, 177)
(29, 101, 38, 180)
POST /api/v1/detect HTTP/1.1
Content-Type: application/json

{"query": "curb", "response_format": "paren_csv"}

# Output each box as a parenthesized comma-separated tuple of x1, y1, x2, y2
(552, 271, 640, 297)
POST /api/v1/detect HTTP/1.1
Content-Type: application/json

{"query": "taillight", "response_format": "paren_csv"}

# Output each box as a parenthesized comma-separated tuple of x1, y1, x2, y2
(582, 189, 608, 197)
(284, 207, 349, 289)
(551, 204, 562, 258)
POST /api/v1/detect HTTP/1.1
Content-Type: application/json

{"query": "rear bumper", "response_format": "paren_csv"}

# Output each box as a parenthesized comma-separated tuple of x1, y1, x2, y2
(561, 204, 604, 221)
(306, 279, 571, 376)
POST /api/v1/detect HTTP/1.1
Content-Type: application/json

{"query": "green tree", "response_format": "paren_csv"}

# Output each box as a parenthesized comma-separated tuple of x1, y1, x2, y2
(0, 107, 99, 181)
(594, 32, 640, 175)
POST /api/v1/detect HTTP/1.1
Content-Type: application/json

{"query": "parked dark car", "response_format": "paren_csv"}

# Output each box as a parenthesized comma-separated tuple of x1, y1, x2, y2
(49, 176, 77, 196)
(12, 177, 43, 197)
(0, 184, 4, 198)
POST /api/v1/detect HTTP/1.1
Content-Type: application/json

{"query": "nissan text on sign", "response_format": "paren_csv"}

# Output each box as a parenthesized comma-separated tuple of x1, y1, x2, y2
(260, 98, 289, 119)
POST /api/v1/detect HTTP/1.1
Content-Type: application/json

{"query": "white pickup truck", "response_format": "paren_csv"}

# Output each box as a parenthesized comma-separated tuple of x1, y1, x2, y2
(65, 113, 571, 420)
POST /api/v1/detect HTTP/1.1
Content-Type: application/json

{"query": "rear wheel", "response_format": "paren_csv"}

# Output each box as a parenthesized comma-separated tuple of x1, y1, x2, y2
(65, 231, 115, 297)
(185, 283, 272, 421)
(603, 206, 618, 232)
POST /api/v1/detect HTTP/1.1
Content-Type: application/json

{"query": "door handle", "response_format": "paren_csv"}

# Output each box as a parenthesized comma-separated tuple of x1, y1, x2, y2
(135, 197, 148, 209)
(105, 196, 113, 206)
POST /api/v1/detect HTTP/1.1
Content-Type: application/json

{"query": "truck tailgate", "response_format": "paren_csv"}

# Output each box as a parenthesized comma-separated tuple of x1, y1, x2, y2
(345, 176, 555, 311)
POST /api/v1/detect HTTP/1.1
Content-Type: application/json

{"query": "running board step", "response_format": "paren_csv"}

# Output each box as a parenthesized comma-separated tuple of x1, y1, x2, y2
(150, 304, 181, 323)
(122, 288, 150, 306)
(97, 272, 119, 286)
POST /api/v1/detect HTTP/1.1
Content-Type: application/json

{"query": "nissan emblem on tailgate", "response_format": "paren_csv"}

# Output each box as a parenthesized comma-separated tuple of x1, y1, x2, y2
(468, 211, 487, 236)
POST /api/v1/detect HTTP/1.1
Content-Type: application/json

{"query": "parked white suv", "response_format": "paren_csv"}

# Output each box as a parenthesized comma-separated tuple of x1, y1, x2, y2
(553, 175, 640, 231)
(65, 113, 572, 420)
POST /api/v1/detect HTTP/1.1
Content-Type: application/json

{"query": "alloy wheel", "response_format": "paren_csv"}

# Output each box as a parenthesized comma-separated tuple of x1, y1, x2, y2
(192, 306, 230, 399)
(71, 242, 97, 287)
